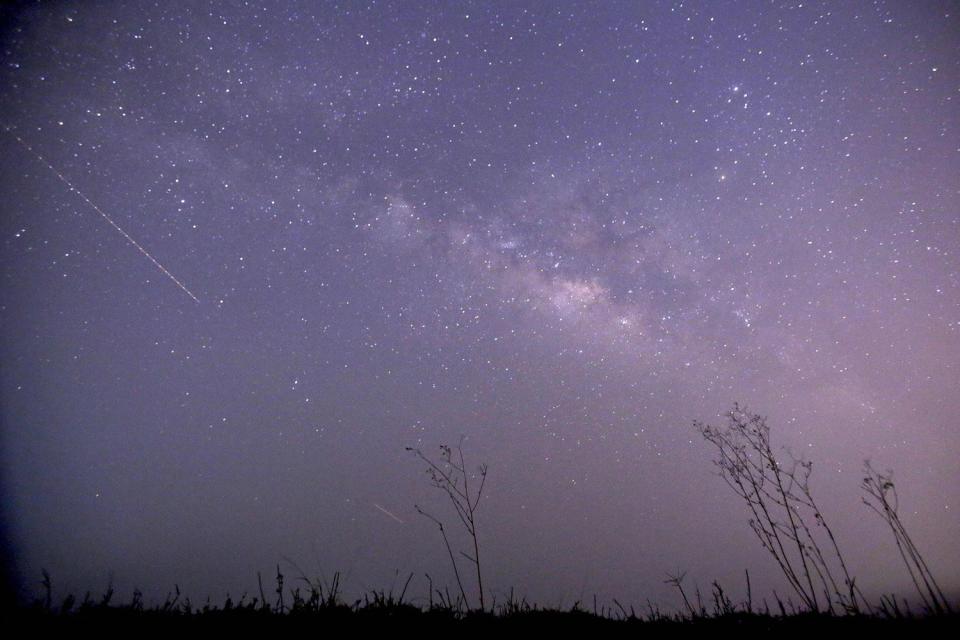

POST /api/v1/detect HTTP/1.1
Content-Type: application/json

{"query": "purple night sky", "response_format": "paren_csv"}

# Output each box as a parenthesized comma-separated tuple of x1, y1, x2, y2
(1, 1, 957, 609)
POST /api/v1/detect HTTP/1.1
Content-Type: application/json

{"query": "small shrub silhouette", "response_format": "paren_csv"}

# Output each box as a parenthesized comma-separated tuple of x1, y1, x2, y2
(861, 462, 952, 614)
(695, 404, 861, 613)
(407, 437, 488, 611)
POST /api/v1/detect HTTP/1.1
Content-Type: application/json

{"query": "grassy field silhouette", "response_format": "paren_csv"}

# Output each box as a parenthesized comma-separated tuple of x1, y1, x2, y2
(8, 406, 956, 631)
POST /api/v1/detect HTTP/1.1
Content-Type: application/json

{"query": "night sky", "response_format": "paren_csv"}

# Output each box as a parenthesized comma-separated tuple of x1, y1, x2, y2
(1, 1, 958, 609)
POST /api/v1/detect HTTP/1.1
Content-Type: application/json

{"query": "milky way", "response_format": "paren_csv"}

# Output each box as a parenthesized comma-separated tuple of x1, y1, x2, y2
(1, 2, 957, 608)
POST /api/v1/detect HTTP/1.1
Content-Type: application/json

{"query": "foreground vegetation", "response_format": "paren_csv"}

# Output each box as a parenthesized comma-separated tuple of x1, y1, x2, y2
(10, 572, 958, 634)
(10, 405, 956, 631)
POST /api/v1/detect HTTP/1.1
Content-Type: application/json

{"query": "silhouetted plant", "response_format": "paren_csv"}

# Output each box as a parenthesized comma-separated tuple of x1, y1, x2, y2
(407, 437, 488, 611)
(280, 556, 346, 612)
(695, 404, 861, 613)
(275, 565, 285, 614)
(664, 571, 696, 617)
(41, 569, 52, 610)
(861, 462, 952, 614)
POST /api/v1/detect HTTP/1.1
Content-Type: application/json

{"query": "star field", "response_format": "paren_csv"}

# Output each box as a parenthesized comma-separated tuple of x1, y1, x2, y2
(0, 1, 957, 607)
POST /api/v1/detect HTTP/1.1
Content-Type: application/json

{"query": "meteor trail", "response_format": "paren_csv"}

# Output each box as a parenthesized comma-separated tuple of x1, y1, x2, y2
(373, 503, 405, 524)
(3, 125, 200, 303)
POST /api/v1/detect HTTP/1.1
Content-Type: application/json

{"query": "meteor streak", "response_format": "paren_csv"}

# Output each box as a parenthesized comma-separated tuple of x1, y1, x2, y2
(3, 125, 200, 303)
(373, 503, 405, 524)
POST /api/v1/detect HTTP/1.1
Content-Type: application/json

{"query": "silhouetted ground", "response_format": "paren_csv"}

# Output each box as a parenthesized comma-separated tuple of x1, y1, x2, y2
(9, 600, 958, 635)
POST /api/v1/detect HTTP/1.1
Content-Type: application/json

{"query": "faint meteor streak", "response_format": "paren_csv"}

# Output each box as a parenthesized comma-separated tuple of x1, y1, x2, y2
(373, 502, 405, 524)
(3, 125, 200, 303)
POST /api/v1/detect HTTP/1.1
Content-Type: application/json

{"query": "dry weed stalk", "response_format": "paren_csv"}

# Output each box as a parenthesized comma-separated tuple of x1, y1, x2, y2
(407, 437, 488, 611)
(695, 404, 861, 613)
(861, 462, 952, 614)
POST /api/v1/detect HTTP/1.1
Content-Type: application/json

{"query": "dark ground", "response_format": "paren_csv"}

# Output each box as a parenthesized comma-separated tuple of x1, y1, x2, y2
(9, 595, 957, 636)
